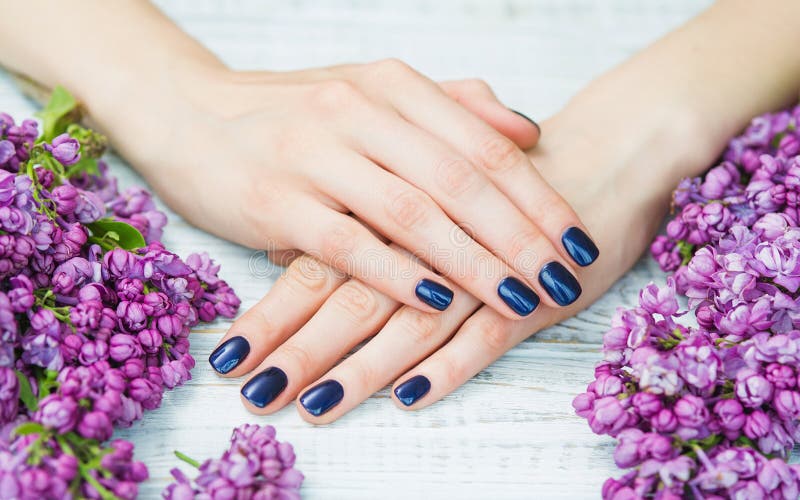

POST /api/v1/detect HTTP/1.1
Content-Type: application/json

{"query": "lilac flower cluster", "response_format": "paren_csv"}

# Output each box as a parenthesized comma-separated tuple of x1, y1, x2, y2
(575, 104, 800, 499)
(0, 88, 240, 498)
(164, 424, 304, 500)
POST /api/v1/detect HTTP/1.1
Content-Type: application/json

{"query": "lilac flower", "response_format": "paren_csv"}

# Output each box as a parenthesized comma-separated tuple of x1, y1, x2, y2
(35, 395, 78, 434)
(44, 133, 80, 166)
(0, 101, 239, 498)
(164, 424, 304, 499)
(735, 368, 774, 408)
(0, 368, 18, 424)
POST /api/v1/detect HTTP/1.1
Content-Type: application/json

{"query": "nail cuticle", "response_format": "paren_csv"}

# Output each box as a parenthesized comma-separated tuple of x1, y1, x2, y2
(497, 276, 540, 316)
(300, 380, 344, 417)
(538, 262, 582, 306)
(394, 375, 431, 406)
(240, 367, 288, 408)
(562, 226, 599, 267)
(415, 279, 454, 311)
(209, 336, 250, 374)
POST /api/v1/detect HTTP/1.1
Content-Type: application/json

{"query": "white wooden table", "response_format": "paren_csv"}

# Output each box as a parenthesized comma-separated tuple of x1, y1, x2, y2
(0, 1, 715, 498)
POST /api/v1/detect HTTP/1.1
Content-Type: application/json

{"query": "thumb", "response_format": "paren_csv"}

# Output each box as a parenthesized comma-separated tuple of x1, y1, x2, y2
(439, 79, 540, 150)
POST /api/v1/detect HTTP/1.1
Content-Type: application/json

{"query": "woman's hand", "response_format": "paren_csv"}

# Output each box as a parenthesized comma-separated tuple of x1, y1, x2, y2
(125, 62, 600, 321)
(210, 108, 678, 419)
(0, 3, 599, 320)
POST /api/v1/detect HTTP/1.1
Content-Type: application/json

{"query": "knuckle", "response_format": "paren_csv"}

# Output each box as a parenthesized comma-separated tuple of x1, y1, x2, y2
(385, 187, 432, 230)
(477, 134, 524, 173)
(508, 231, 543, 270)
(308, 80, 363, 113)
(283, 256, 329, 292)
(434, 158, 480, 198)
(320, 221, 359, 258)
(347, 356, 376, 389)
(439, 354, 462, 389)
(375, 58, 416, 78)
(476, 315, 514, 351)
(464, 78, 492, 94)
(280, 342, 314, 372)
(394, 308, 441, 344)
(331, 280, 379, 322)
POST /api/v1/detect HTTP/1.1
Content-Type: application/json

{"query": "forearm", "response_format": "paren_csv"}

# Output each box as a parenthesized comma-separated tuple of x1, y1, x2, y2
(0, 1, 223, 171)
(540, 0, 800, 195)
(532, 0, 800, 273)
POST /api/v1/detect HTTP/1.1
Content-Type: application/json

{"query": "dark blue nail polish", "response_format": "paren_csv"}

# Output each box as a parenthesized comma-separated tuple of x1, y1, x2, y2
(538, 262, 582, 306)
(415, 279, 454, 311)
(241, 367, 288, 408)
(300, 380, 344, 417)
(510, 109, 540, 133)
(497, 277, 540, 316)
(394, 375, 431, 406)
(562, 227, 599, 267)
(209, 336, 250, 374)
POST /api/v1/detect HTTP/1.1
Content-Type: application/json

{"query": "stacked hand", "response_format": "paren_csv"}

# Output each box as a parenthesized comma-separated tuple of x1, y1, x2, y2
(209, 96, 667, 422)
(128, 62, 597, 321)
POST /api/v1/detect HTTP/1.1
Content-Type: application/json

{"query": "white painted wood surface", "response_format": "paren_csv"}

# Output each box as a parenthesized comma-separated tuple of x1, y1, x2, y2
(0, 1, 718, 498)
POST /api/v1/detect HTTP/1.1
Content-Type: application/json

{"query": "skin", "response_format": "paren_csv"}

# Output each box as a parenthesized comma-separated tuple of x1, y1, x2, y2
(1, 0, 800, 422)
(0, 1, 596, 320)
(218, 0, 800, 423)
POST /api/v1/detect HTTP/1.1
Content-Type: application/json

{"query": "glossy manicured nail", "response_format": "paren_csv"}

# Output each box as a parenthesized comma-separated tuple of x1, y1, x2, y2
(510, 109, 540, 133)
(300, 380, 344, 417)
(538, 262, 582, 306)
(497, 277, 540, 316)
(209, 336, 250, 374)
(241, 367, 288, 408)
(394, 375, 431, 406)
(562, 227, 599, 267)
(415, 279, 454, 311)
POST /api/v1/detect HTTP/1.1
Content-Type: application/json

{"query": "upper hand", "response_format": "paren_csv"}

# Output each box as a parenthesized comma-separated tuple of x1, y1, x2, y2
(131, 61, 597, 320)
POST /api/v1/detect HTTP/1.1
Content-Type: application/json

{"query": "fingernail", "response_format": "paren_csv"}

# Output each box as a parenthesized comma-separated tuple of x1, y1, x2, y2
(538, 262, 582, 306)
(415, 279, 454, 311)
(300, 380, 344, 417)
(510, 109, 540, 134)
(497, 277, 540, 316)
(241, 367, 288, 408)
(394, 375, 431, 406)
(209, 336, 250, 374)
(562, 227, 599, 267)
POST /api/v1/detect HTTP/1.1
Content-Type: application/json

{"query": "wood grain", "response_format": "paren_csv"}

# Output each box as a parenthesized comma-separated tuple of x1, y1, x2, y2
(0, 1, 716, 498)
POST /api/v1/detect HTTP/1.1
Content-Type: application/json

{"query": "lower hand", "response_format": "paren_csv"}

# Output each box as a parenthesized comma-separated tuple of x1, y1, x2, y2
(209, 109, 673, 421)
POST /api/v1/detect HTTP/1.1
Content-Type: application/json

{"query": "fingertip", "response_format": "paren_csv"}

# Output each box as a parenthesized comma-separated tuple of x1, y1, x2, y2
(239, 366, 289, 414)
(509, 108, 542, 149)
(209, 334, 251, 377)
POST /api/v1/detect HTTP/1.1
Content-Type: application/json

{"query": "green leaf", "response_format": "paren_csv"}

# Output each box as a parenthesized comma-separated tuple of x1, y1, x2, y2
(65, 156, 99, 178)
(86, 219, 146, 250)
(676, 240, 695, 266)
(15, 370, 37, 412)
(13, 422, 45, 437)
(36, 85, 80, 142)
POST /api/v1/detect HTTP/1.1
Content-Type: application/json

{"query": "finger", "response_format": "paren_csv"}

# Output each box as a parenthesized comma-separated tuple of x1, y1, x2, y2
(438, 79, 540, 149)
(208, 254, 345, 377)
(266, 249, 302, 267)
(370, 61, 599, 270)
(281, 196, 456, 314)
(392, 305, 549, 410)
(342, 107, 582, 309)
(239, 279, 400, 413)
(295, 283, 481, 423)
(314, 151, 545, 318)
